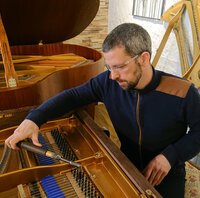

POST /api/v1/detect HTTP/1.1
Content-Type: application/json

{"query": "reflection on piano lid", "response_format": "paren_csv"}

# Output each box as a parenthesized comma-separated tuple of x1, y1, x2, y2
(0, 110, 162, 198)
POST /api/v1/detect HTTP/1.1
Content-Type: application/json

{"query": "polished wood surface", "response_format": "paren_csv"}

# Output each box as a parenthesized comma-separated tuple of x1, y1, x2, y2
(0, 0, 103, 126)
(0, 43, 104, 111)
(0, 15, 18, 88)
(0, 0, 100, 45)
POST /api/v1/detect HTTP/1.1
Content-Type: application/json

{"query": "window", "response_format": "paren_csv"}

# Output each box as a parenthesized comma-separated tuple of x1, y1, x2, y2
(133, 0, 165, 20)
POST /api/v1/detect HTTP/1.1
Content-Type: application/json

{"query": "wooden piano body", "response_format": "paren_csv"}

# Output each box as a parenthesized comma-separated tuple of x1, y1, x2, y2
(0, 43, 104, 129)
(0, 110, 161, 197)
(0, 0, 104, 128)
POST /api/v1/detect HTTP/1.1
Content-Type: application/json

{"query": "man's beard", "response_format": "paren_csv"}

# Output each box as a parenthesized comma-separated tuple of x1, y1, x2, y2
(124, 62, 142, 90)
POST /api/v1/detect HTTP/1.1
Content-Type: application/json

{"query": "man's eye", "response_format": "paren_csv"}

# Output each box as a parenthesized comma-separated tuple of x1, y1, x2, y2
(115, 65, 123, 69)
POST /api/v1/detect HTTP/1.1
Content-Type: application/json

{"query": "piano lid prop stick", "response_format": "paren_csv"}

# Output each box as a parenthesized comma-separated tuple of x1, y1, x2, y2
(0, 15, 19, 87)
(17, 141, 81, 168)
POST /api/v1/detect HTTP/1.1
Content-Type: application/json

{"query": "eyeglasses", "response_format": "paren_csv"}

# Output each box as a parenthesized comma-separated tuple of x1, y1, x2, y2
(105, 54, 139, 72)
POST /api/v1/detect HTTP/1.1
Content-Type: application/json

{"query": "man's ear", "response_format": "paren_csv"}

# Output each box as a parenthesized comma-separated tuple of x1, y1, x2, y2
(139, 52, 151, 66)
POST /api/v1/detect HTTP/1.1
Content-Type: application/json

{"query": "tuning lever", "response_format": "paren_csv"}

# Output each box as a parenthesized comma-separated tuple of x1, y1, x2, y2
(17, 141, 81, 168)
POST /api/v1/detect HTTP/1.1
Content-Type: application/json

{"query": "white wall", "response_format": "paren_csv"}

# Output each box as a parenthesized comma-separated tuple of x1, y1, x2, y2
(108, 0, 181, 75)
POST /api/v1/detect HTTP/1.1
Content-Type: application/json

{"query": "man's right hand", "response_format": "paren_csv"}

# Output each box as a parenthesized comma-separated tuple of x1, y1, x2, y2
(5, 119, 41, 150)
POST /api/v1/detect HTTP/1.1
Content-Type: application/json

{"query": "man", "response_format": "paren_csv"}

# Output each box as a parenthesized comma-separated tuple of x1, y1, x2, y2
(5, 23, 200, 197)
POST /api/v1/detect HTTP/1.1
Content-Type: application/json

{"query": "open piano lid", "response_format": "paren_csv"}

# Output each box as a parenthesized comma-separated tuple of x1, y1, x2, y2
(0, 0, 100, 45)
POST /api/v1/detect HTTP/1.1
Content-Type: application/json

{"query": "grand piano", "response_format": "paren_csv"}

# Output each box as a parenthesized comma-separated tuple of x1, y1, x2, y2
(0, 0, 162, 197)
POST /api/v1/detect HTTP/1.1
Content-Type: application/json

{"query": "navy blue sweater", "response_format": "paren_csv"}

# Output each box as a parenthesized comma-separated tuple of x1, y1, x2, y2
(27, 69, 200, 171)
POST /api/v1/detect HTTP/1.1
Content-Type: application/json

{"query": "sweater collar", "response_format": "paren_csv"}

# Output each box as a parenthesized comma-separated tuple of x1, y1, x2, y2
(135, 67, 162, 93)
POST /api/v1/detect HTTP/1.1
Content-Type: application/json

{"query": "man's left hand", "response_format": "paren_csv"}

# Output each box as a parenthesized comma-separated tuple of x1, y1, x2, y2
(143, 154, 171, 186)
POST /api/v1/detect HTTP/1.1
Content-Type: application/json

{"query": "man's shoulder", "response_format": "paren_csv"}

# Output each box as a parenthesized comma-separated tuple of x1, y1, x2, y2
(156, 72, 192, 98)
